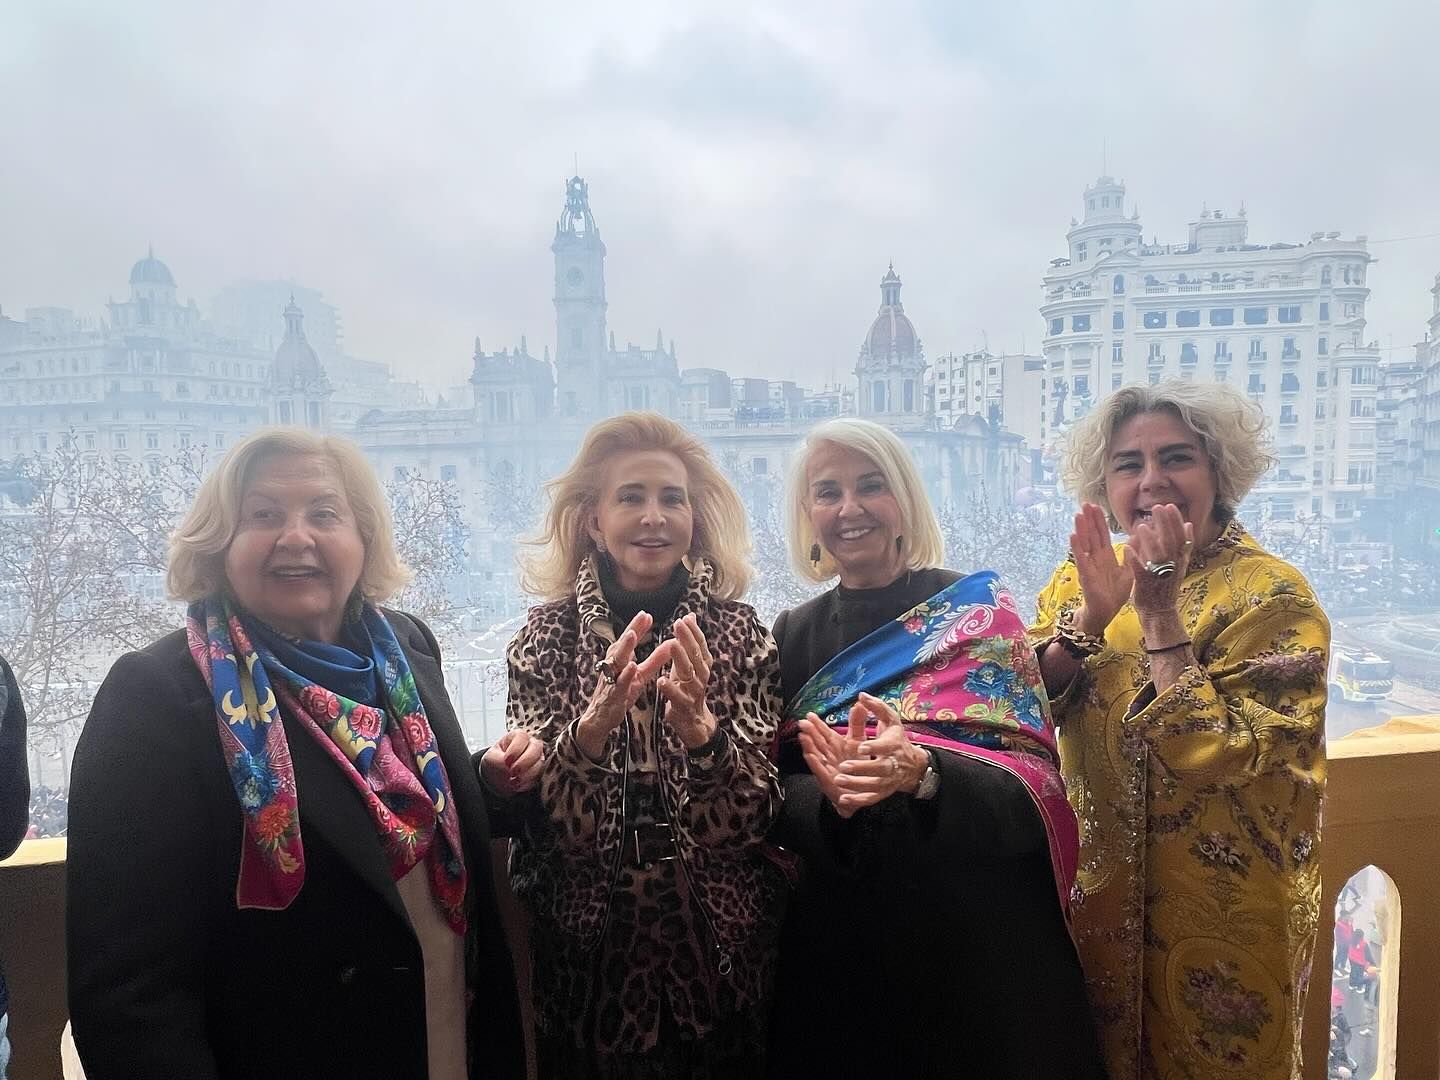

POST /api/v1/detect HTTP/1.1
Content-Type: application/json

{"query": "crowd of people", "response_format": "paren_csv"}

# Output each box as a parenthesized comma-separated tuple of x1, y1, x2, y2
(0, 376, 1335, 1079)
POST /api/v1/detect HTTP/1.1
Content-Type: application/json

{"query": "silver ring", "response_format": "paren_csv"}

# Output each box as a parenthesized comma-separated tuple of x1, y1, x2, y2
(594, 658, 618, 685)
(889, 757, 900, 776)
(1144, 560, 1178, 577)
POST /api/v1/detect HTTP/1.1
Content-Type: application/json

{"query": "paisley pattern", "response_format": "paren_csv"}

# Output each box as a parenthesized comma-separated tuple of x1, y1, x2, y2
(783, 569, 1080, 916)
(186, 596, 469, 931)
(1030, 522, 1329, 1079)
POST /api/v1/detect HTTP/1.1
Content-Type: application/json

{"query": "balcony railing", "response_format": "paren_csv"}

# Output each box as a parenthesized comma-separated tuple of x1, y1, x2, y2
(6, 721, 1438, 1080)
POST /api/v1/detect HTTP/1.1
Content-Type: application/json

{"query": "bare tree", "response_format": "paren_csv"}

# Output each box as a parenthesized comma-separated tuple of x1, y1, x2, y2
(386, 469, 471, 649)
(0, 446, 202, 776)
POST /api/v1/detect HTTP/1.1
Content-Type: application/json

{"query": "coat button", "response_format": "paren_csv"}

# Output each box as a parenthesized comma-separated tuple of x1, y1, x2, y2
(338, 964, 359, 985)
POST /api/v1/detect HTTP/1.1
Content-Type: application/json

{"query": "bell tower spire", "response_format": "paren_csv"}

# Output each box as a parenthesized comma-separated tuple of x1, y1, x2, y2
(552, 174, 608, 419)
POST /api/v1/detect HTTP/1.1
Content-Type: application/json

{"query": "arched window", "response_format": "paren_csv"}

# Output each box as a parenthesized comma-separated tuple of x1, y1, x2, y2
(1113, 274, 1125, 295)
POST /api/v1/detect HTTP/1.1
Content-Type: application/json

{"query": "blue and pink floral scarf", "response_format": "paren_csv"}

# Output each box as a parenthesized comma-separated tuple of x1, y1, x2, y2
(780, 570, 1080, 916)
(186, 596, 469, 932)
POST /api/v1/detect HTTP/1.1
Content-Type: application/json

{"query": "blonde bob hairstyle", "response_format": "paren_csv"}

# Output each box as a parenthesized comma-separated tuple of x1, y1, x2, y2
(166, 427, 412, 603)
(1060, 377, 1276, 531)
(519, 412, 753, 602)
(785, 418, 945, 584)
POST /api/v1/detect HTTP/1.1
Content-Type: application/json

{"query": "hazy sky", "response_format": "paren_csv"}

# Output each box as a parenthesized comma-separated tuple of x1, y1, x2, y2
(4, 1, 1439, 393)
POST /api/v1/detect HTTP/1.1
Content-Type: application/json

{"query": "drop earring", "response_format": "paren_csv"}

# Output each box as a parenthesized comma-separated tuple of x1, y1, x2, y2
(895, 535, 904, 553)
(809, 542, 821, 565)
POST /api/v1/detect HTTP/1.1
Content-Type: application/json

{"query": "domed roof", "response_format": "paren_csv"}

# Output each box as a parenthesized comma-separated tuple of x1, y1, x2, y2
(273, 299, 324, 384)
(868, 308, 918, 357)
(129, 246, 175, 287)
(863, 264, 919, 359)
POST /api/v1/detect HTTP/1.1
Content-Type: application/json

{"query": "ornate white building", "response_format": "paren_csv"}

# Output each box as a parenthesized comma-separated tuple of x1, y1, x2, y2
(1040, 176, 1381, 534)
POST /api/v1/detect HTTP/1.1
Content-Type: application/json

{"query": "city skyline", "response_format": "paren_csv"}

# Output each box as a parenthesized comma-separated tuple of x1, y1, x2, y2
(4, 2, 1440, 390)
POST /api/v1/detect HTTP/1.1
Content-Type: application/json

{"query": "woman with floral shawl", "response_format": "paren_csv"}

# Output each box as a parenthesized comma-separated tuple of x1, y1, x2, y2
(66, 429, 523, 1080)
(1031, 380, 1328, 1079)
(767, 419, 1105, 1080)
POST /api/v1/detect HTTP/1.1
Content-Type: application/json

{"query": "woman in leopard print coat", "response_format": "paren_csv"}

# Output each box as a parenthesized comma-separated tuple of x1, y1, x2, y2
(488, 413, 785, 1079)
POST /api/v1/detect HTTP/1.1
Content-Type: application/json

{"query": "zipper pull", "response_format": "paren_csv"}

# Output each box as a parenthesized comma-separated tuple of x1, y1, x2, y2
(716, 950, 732, 976)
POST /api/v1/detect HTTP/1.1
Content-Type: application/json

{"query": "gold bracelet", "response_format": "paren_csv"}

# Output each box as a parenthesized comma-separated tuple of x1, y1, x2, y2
(1056, 608, 1106, 659)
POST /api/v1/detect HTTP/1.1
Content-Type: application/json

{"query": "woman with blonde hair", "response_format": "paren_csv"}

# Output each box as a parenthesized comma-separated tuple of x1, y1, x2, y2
(1031, 378, 1329, 1078)
(491, 412, 784, 1078)
(67, 428, 523, 1080)
(767, 418, 1103, 1079)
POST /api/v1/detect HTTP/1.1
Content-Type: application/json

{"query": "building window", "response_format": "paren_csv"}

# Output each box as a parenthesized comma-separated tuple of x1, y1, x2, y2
(113, 432, 127, 450)
(1049, 318, 1064, 336)
(1247, 373, 1263, 393)
(1148, 342, 1163, 361)
(904, 380, 916, 411)
(1113, 274, 1125, 295)
(215, 432, 226, 448)
(1282, 337, 1299, 358)
(751, 457, 768, 476)
(1281, 372, 1301, 392)
(1074, 375, 1090, 396)
(1278, 305, 1301, 323)
(179, 433, 191, 449)
(145, 431, 159, 450)
(1112, 373, 1123, 389)
(872, 382, 885, 412)
(1143, 311, 1167, 329)
(1320, 302, 1330, 321)
(1344, 303, 1361, 317)
(84, 432, 96, 450)
(1322, 265, 1332, 285)
(1210, 308, 1234, 326)
(1214, 340, 1230, 360)
(1315, 402, 1326, 419)
(440, 464, 458, 483)
(1248, 338, 1264, 358)
(1112, 311, 1124, 330)
(1317, 371, 1328, 388)
(1148, 370, 1162, 385)
(1076, 242, 1087, 261)
(1180, 342, 1198, 364)
(1112, 342, 1124, 363)
(1243, 307, 1269, 325)
(1176, 310, 1200, 328)
(1072, 314, 1091, 332)
(278, 401, 292, 424)
(1318, 336, 1328, 355)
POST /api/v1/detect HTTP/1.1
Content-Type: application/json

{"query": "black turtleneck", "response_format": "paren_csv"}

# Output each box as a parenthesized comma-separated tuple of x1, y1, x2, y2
(595, 557, 690, 633)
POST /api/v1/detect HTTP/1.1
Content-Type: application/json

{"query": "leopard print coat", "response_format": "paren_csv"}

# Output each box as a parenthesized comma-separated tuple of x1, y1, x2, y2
(505, 555, 785, 1056)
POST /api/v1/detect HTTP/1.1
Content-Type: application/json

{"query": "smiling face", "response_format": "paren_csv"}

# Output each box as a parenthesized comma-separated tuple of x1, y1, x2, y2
(222, 453, 367, 643)
(1104, 409, 1223, 549)
(805, 441, 906, 589)
(586, 448, 694, 592)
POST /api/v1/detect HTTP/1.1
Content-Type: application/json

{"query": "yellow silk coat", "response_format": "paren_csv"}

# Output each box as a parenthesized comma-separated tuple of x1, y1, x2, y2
(1031, 521, 1329, 1080)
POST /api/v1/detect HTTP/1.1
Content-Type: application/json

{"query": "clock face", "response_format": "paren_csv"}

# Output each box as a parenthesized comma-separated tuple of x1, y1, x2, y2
(566, 267, 585, 288)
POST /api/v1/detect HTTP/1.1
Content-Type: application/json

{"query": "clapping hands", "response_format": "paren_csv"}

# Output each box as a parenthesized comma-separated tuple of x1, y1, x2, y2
(797, 692, 929, 817)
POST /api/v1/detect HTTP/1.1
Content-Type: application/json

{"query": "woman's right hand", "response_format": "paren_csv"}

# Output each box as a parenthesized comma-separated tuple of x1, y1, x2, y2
(796, 704, 868, 819)
(1069, 502, 1134, 637)
(479, 730, 545, 798)
(575, 610, 670, 762)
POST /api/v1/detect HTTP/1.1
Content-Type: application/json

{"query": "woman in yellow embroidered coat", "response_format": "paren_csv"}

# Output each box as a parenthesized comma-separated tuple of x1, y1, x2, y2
(1030, 379, 1329, 1080)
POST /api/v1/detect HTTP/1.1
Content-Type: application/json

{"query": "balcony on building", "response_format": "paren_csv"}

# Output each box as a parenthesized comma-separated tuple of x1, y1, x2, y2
(6, 720, 1438, 1080)
(1282, 373, 1302, 394)
(1249, 350, 1269, 366)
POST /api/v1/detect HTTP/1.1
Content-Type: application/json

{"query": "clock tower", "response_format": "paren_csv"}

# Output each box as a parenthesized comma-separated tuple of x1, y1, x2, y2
(552, 175, 608, 419)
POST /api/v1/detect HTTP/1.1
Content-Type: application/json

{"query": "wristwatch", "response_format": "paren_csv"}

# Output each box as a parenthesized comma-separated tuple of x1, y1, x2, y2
(913, 749, 940, 801)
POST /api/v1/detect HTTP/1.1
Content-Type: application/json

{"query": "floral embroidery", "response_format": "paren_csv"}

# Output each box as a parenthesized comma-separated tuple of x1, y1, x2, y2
(1190, 831, 1252, 877)
(1182, 960, 1272, 1061)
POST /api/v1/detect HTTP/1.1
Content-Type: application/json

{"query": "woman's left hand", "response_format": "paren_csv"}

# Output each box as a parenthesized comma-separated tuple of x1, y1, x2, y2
(479, 729, 545, 797)
(1126, 503, 1194, 617)
(833, 692, 929, 812)
(658, 613, 718, 750)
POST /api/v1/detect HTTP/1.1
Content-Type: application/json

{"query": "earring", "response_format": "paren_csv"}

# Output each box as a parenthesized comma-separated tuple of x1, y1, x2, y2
(809, 542, 821, 565)
(895, 535, 904, 553)
(595, 538, 607, 555)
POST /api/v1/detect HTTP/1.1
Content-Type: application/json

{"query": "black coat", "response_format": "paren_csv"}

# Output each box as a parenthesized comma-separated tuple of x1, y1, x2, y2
(66, 612, 525, 1080)
(767, 571, 1107, 1080)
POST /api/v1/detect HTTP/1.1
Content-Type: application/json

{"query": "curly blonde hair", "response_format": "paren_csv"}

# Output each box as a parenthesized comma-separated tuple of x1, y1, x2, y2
(519, 412, 753, 601)
(1060, 378, 1275, 530)
(784, 418, 946, 583)
(167, 427, 411, 602)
